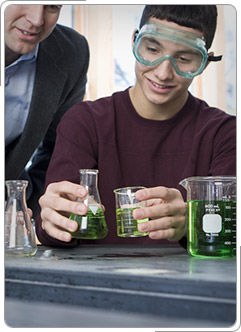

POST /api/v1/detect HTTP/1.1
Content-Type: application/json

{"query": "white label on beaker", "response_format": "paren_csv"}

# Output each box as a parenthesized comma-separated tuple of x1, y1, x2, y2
(202, 214, 222, 233)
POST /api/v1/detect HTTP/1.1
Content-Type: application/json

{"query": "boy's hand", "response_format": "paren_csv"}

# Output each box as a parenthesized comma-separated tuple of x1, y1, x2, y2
(39, 181, 88, 242)
(134, 186, 187, 242)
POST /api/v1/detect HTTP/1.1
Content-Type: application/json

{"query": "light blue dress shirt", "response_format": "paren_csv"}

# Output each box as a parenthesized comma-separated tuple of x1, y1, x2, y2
(5, 45, 39, 146)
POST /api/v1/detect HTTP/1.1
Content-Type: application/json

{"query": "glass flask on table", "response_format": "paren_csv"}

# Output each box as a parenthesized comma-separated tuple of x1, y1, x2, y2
(69, 169, 108, 239)
(5, 180, 37, 256)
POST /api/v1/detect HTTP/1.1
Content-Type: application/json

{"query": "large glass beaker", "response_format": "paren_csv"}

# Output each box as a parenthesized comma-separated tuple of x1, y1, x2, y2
(179, 176, 236, 257)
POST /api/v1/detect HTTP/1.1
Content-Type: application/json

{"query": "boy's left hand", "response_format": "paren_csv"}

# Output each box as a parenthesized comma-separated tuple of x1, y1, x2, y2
(133, 186, 187, 242)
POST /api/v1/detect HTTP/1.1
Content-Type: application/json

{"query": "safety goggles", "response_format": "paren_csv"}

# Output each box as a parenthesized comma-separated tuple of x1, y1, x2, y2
(133, 21, 222, 78)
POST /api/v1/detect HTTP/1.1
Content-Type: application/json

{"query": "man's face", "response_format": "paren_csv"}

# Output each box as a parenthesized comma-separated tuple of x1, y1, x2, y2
(5, 5, 62, 57)
(133, 18, 204, 107)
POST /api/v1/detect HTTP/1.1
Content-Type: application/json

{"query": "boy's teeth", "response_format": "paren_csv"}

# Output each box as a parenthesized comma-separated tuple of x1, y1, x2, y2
(152, 82, 167, 88)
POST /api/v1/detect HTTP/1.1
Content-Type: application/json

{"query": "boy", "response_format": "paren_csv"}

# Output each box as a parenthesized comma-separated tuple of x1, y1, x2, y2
(36, 5, 236, 247)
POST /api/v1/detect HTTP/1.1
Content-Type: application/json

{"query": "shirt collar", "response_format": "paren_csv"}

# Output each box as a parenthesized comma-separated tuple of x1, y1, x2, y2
(6, 44, 39, 69)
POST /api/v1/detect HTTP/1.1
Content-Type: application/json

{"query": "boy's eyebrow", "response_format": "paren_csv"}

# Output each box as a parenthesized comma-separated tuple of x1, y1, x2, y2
(175, 49, 200, 56)
(143, 36, 201, 55)
(143, 36, 161, 46)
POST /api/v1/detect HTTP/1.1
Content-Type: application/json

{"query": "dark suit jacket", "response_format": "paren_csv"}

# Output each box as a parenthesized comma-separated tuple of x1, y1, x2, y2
(5, 24, 89, 216)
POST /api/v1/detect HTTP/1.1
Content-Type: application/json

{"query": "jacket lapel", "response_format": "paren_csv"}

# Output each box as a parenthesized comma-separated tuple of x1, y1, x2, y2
(5, 29, 67, 179)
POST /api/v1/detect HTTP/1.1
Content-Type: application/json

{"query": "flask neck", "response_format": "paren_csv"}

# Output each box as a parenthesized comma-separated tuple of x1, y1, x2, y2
(5, 181, 28, 209)
(79, 170, 98, 188)
(6, 180, 28, 198)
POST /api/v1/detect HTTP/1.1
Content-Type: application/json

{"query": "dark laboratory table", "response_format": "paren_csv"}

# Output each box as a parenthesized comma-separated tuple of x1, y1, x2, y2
(5, 244, 236, 328)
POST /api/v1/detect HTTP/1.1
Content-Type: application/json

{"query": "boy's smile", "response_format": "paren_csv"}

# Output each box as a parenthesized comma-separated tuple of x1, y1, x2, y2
(146, 76, 176, 94)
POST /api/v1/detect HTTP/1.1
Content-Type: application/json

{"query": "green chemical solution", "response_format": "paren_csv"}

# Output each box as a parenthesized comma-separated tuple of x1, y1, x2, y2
(116, 207, 149, 237)
(188, 200, 236, 257)
(69, 208, 108, 239)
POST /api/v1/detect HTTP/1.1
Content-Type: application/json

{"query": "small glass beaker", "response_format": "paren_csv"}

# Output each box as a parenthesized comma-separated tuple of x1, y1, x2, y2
(113, 186, 149, 237)
(180, 176, 236, 258)
(69, 169, 108, 239)
(5, 180, 37, 256)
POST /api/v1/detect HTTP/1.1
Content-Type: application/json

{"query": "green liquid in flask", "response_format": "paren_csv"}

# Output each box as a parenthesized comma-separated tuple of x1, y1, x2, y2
(188, 200, 236, 257)
(69, 208, 108, 239)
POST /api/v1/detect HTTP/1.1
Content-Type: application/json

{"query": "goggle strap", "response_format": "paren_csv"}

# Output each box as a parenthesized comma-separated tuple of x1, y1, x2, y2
(134, 30, 139, 42)
(208, 55, 223, 62)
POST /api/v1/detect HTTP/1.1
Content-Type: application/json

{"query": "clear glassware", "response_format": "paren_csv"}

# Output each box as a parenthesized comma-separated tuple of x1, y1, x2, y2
(69, 169, 108, 239)
(113, 186, 149, 237)
(180, 176, 236, 258)
(5, 180, 37, 256)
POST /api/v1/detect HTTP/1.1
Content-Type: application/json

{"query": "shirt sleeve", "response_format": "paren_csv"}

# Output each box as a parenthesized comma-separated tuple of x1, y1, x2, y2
(36, 103, 97, 247)
(209, 116, 236, 175)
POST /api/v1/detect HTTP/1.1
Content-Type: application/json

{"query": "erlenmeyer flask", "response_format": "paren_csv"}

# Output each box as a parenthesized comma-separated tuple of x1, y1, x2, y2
(69, 169, 108, 239)
(5, 180, 37, 256)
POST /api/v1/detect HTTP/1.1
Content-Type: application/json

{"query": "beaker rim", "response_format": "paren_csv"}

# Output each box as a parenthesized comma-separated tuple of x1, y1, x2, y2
(182, 176, 236, 183)
(113, 186, 146, 194)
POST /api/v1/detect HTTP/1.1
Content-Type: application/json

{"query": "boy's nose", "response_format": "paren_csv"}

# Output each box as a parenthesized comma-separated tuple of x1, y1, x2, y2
(25, 5, 44, 28)
(153, 59, 174, 81)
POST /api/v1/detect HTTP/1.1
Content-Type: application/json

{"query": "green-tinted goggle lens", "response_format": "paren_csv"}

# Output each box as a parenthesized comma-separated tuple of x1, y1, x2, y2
(133, 23, 222, 78)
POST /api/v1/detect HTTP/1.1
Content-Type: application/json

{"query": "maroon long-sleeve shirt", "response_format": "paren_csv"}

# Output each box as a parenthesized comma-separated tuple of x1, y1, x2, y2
(36, 89, 236, 247)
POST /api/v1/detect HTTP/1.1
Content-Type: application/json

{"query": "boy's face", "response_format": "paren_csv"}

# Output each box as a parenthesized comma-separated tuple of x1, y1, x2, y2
(5, 5, 61, 58)
(133, 18, 204, 107)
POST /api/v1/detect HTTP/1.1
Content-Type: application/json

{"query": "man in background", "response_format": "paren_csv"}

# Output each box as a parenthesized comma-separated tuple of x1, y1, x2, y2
(5, 4, 89, 217)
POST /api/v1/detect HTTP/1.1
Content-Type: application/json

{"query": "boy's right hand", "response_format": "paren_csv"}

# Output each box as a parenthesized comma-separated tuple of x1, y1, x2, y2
(39, 181, 88, 242)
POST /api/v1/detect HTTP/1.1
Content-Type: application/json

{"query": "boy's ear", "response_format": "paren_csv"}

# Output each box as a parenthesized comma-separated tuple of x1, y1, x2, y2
(205, 51, 214, 69)
(132, 29, 139, 47)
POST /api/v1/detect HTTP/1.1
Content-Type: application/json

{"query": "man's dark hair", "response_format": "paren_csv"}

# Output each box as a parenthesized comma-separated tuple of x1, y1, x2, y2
(139, 5, 217, 49)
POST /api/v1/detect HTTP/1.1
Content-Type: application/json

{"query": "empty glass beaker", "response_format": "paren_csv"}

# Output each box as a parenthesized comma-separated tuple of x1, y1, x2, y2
(5, 180, 37, 256)
(69, 169, 108, 239)
(180, 176, 236, 258)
